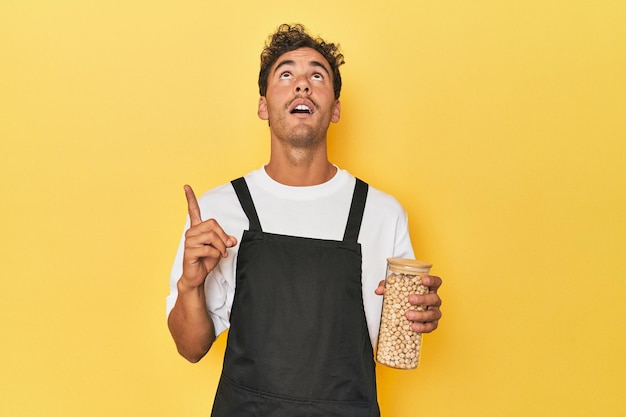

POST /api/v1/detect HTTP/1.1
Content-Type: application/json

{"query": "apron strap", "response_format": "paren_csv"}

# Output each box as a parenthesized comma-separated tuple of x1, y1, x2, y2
(231, 177, 262, 232)
(232, 176, 368, 240)
(343, 178, 369, 242)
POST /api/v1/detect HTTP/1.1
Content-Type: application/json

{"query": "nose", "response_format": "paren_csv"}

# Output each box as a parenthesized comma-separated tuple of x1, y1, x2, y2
(294, 77, 311, 95)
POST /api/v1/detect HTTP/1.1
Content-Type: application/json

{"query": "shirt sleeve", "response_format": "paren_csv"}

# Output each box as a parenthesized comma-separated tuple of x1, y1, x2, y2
(203, 264, 232, 336)
(393, 209, 416, 259)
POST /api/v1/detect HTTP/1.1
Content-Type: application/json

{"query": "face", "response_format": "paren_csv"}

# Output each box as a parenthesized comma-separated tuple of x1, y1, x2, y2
(258, 48, 341, 148)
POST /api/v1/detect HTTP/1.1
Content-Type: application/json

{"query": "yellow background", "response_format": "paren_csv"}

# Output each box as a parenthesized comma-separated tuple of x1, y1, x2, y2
(1, 0, 625, 416)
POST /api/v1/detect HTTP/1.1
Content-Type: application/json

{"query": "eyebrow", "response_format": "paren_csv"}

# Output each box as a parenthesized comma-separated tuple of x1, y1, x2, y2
(273, 59, 331, 77)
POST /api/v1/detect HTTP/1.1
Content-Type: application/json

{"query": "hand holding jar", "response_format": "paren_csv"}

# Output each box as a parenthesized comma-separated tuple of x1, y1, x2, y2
(375, 258, 443, 369)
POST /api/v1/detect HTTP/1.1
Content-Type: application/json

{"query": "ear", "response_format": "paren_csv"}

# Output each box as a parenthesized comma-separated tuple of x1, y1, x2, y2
(258, 96, 268, 120)
(331, 100, 341, 123)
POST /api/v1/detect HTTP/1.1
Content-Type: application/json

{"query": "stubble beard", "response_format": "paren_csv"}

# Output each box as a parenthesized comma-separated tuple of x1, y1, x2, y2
(272, 114, 328, 150)
(270, 99, 331, 150)
(286, 125, 322, 148)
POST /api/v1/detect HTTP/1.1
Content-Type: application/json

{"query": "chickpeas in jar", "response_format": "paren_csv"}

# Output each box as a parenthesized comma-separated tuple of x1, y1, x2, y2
(376, 258, 432, 369)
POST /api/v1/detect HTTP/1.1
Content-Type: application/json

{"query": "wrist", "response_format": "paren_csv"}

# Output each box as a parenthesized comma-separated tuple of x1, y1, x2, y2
(177, 275, 205, 294)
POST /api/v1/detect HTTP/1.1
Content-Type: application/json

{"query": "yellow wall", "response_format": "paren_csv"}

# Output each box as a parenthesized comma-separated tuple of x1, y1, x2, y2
(1, 1, 625, 416)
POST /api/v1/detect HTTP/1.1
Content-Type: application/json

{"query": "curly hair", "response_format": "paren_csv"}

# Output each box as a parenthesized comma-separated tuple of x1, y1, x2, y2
(258, 24, 345, 100)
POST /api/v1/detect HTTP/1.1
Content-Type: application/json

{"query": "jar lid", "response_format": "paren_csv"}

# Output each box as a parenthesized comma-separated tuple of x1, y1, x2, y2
(387, 258, 432, 273)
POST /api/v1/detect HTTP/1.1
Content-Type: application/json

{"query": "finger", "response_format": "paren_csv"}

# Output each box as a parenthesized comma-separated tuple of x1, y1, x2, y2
(408, 292, 442, 308)
(374, 280, 386, 295)
(406, 307, 442, 333)
(185, 221, 237, 257)
(184, 243, 223, 263)
(406, 306, 442, 322)
(411, 320, 439, 334)
(421, 274, 442, 292)
(184, 184, 203, 226)
(201, 218, 237, 248)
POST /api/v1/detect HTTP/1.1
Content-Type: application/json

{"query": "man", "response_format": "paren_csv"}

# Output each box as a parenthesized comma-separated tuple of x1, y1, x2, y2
(167, 24, 442, 416)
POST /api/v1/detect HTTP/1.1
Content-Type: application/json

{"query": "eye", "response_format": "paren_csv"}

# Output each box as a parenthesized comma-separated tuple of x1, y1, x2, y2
(279, 71, 292, 79)
(312, 73, 324, 81)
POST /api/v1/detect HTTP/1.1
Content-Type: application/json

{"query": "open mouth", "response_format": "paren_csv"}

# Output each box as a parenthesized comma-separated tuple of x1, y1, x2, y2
(290, 104, 313, 115)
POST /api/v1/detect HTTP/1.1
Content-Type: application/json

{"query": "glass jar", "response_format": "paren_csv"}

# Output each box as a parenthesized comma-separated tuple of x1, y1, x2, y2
(376, 258, 432, 369)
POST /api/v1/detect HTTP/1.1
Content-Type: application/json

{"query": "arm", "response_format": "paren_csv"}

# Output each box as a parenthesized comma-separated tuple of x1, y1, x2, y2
(168, 280, 216, 363)
(167, 185, 237, 363)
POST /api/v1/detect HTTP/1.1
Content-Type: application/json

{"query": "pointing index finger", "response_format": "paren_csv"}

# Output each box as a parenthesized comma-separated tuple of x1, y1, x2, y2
(184, 184, 203, 226)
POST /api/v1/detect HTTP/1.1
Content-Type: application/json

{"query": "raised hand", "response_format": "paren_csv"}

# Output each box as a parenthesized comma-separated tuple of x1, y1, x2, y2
(180, 184, 237, 289)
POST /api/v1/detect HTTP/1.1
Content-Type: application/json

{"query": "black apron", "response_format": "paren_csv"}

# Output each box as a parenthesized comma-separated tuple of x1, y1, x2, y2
(211, 177, 379, 417)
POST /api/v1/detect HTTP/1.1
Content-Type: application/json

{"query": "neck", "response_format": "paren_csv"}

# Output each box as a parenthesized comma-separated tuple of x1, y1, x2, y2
(265, 144, 337, 186)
